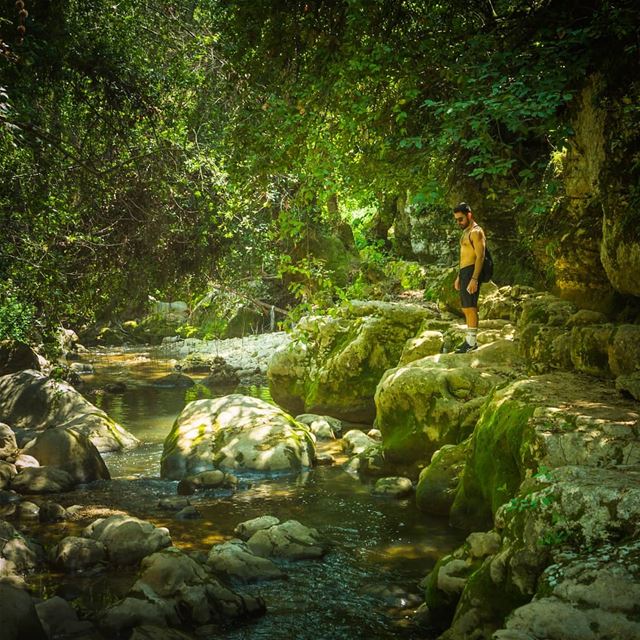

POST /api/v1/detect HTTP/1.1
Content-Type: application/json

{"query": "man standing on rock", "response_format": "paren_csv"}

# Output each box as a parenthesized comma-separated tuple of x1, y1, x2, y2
(453, 202, 486, 353)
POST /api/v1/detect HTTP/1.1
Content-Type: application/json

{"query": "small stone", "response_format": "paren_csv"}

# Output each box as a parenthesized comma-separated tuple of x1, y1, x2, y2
(373, 477, 414, 498)
(175, 506, 200, 520)
(17, 501, 40, 519)
(39, 502, 67, 523)
(315, 453, 335, 466)
(233, 516, 280, 541)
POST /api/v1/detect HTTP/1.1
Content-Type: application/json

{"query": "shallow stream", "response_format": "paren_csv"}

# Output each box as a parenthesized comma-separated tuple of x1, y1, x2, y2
(35, 346, 465, 639)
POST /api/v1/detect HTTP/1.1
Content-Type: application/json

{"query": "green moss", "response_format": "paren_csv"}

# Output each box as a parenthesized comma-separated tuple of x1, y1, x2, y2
(423, 555, 460, 629)
(451, 394, 536, 530)
(454, 558, 531, 634)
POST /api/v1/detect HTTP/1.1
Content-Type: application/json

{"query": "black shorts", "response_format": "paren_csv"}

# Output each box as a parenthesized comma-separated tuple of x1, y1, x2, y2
(459, 265, 480, 309)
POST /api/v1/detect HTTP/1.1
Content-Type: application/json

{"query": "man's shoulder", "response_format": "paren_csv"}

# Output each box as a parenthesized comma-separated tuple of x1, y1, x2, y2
(470, 225, 485, 237)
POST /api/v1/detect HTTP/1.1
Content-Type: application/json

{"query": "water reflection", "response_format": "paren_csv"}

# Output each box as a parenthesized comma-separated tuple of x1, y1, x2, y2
(66, 347, 463, 639)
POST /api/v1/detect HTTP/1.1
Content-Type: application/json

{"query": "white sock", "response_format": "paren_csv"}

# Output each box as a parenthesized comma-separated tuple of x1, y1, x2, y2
(466, 328, 478, 346)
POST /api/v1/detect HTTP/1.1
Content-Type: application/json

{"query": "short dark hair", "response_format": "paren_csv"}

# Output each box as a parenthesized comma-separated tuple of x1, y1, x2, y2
(453, 202, 471, 214)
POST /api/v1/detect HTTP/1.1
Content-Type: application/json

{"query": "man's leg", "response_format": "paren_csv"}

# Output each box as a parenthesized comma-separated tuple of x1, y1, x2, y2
(462, 307, 478, 347)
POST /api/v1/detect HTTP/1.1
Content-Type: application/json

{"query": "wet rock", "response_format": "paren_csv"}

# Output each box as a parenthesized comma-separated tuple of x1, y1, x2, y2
(0, 521, 42, 573)
(17, 501, 39, 519)
(161, 395, 316, 479)
(175, 506, 200, 520)
(104, 381, 127, 394)
(14, 454, 39, 470)
(11, 467, 75, 494)
(38, 502, 67, 523)
(36, 595, 96, 638)
(83, 515, 171, 566)
(233, 516, 280, 541)
(22, 428, 110, 484)
(207, 539, 285, 582)
(158, 497, 191, 511)
(176, 470, 238, 495)
(342, 429, 377, 456)
(315, 453, 336, 466)
(50, 536, 106, 572)
(0, 423, 17, 459)
(246, 519, 328, 560)
(100, 547, 265, 634)
(0, 582, 47, 640)
(0, 370, 138, 452)
(416, 441, 469, 516)
(201, 356, 240, 388)
(69, 362, 94, 374)
(373, 476, 413, 498)
(367, 428, 382, 440)
(0, 460, 17, 489)
(295, 413, 342, 439)
(153, 373, 195, 388)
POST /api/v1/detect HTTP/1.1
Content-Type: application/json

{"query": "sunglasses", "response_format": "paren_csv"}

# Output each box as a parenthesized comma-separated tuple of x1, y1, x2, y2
(454, 216, 466, 222)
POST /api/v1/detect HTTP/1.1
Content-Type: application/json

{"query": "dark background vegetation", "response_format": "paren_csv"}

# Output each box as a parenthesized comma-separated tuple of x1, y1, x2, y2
(1, 1, 638, 347)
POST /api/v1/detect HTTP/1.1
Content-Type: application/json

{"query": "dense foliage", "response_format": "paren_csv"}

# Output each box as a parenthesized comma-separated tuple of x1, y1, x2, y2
(0, 0, 638, 345)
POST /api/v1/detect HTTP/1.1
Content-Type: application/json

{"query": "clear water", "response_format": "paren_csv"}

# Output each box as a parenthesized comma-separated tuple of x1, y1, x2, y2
(44, 346, 465, 639)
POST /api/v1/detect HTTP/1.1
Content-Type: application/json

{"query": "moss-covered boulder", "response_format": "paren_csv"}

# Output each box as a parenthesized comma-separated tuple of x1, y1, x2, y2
(267, 301, 433, 422)
(0, 370, 138, 452)
(416, 440, 470, 516)
(375, 340, 522, 468)
(160, 394, 316, 479)
(450, 372, 640, 530)
(444, 465, 640, 640)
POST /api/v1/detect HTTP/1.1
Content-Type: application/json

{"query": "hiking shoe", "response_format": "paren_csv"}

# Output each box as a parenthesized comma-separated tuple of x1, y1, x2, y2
(454, 341, 478, 353)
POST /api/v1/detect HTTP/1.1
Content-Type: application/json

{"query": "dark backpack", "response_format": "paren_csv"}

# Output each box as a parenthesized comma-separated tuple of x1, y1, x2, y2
(470, 236, 494, 283)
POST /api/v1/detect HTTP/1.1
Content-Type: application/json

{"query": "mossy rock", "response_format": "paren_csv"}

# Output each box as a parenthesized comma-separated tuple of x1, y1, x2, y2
(160, 394, 316, 479)
(450, 372, 640, 531)
(416, 440, 471, 515)
(267, 301, 432, 422)
(569, 324, 616, 377)
(375, 341, 519, 468)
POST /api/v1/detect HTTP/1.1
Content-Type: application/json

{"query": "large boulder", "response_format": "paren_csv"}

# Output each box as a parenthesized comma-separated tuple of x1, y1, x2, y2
(0, 583, 47, 640)
(21, 428, 110, 484)
(451, 372, 640, 530)
(268, 300, 433, 422)
(0, 370, 138, 452)
(375, 340, 523, 467)
(83, 515, 171, 566)
(160, 394, 316, 480)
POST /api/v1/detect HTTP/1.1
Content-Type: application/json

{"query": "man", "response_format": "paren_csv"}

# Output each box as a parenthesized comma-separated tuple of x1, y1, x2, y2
(453, 202, 486, 353)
